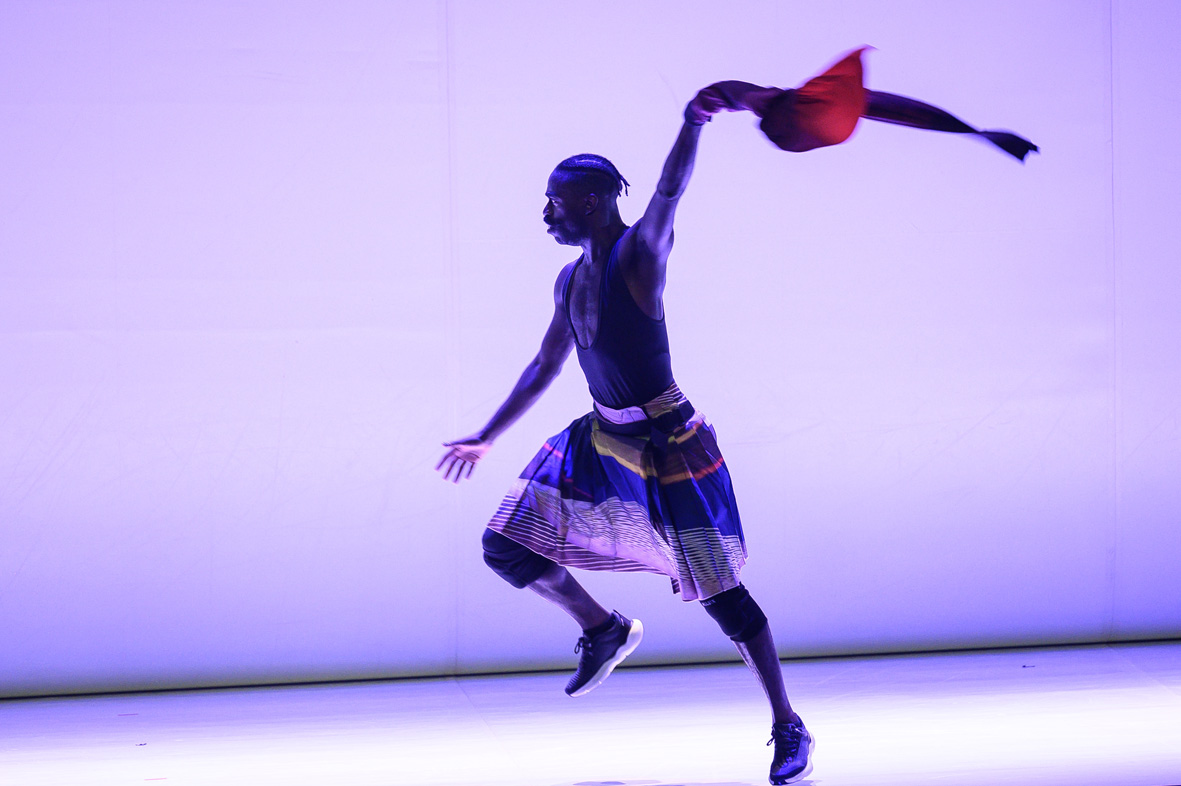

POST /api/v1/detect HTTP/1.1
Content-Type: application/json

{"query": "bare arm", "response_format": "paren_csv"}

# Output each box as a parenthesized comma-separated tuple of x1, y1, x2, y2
(437, 267, 575, 482)
(476, 295, 573, 443)
(630, 81, 780, 302)
(635, 120, 704, 264)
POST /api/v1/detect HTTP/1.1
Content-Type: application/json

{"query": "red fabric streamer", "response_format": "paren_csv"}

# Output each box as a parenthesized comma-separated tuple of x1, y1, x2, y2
(759, 48, 870, 153)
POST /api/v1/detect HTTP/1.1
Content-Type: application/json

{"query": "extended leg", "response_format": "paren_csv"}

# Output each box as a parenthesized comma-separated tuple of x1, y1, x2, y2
(702, 585, 813, 784)
(701, 584, 798, 724)
(735, 622, 800, 726)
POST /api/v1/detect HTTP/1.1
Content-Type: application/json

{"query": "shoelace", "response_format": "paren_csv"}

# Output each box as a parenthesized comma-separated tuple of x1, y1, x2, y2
(574, 637, 593, 656)
(767, 725, 803, 754)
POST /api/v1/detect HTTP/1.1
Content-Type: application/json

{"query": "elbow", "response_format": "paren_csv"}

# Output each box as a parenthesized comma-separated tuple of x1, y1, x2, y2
(655, 184, 685, 202)
(532, 356, 564, 385)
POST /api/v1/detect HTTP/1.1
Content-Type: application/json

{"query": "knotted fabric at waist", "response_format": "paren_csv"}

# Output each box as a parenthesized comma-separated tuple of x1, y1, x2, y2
(593, 382, 694, 435)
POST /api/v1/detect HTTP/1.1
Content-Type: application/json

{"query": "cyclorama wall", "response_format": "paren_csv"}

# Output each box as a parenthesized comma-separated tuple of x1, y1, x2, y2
(1, 0, 1178, 697)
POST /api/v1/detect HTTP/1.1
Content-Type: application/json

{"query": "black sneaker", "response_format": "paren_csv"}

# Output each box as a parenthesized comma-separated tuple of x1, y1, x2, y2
(564, 611, 643, 697)
(768, 720, 814, 784)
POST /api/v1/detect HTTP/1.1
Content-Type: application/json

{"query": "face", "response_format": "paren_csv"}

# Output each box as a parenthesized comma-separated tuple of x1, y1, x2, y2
(543, 171, 589, 246)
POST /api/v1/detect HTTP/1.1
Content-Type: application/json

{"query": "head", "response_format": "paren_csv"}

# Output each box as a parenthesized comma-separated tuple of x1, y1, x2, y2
(543, 154, 630, 246)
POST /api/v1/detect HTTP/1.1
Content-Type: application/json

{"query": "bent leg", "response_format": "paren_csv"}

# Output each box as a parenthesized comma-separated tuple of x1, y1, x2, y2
(482, 528, 635, 696)
(528, 562, 612, 631)
(482, 527, 553, 588)
(482, 528, 611, 630)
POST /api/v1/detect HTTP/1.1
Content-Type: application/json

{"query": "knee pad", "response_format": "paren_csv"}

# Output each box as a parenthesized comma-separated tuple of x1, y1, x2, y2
(700, 583, 768, 643)
(481, 528, 554, 589)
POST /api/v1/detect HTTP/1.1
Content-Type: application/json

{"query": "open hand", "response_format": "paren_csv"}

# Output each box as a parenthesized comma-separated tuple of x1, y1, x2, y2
(437, 434, 492, 483)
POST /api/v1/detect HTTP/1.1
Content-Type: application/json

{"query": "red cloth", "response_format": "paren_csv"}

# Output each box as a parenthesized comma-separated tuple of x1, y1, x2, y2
(759, 47, 869, 152)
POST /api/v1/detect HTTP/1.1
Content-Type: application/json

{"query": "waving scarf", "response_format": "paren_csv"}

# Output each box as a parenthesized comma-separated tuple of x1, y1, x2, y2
(757, 48, 1038, 161)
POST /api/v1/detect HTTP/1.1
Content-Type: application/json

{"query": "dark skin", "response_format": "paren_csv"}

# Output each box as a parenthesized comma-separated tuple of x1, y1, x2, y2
(435, 116, 704, 480)
(435, 78, 992, 483)
(436, 85, 801, 726)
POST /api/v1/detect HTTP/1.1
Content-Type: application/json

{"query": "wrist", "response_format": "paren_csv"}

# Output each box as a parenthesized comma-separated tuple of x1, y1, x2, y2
(683, 103, 709, 126)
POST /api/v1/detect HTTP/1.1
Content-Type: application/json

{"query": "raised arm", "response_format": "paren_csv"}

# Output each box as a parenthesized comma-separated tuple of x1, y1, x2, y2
(635, 120, 704, 263)
(437, 265, 576, 482)
(631, 82, 780, 296)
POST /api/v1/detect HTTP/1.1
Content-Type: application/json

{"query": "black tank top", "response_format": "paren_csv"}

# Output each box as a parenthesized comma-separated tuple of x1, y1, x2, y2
(563, 232, 674, 409)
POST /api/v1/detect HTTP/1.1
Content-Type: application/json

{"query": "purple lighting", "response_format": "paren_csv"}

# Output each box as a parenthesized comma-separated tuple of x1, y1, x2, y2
(0, 0, 1176, 708)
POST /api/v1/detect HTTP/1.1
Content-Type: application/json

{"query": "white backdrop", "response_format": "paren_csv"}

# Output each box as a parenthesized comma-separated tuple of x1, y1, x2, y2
(1, 0, 1178, 697)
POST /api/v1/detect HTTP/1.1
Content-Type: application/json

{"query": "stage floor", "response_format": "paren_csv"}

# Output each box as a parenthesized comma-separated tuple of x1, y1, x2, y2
(2, 641, 1179, 786)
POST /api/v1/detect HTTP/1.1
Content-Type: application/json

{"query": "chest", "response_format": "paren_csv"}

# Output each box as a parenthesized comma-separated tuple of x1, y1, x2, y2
(567, 262, 603, 348)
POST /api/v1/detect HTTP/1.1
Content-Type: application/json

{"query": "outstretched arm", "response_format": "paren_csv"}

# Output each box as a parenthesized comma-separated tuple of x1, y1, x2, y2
(632, 82, 779, 295)
(634, 120, 703, 264)
(437, 268, 575, 482)
(640, 81, 777, 256)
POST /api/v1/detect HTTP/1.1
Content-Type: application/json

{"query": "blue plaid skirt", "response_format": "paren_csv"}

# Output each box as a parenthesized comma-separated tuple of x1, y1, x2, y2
(487, 384, 747, 601)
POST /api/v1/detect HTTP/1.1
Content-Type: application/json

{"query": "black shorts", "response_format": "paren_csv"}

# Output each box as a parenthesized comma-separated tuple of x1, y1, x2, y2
(482, 527, 555, 588)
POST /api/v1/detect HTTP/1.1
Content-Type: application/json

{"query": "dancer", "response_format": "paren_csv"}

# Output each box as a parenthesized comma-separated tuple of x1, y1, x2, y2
(439, 132, 811, 786)
(438, 50, 1035, 786)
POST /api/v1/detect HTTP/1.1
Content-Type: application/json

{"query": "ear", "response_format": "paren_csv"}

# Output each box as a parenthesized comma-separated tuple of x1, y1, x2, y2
(583, 193, 600, 215)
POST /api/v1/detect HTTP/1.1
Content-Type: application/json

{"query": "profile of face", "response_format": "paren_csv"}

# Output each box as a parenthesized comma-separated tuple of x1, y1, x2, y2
(543, 171, 592, 246)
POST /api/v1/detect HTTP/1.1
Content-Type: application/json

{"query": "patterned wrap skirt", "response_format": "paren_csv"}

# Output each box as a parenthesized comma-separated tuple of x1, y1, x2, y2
(487, 383, 747, 602)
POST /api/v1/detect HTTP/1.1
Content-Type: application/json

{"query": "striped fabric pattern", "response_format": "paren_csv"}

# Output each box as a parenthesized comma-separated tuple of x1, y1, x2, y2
(488, 385, 747, 602)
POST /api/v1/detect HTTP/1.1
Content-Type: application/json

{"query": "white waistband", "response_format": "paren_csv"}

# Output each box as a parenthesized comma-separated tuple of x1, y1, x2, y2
(593, 401, 649, 424)
(592, 382, 686, 425)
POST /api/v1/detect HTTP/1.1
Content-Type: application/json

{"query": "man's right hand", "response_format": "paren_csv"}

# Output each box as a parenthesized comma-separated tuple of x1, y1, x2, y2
(437, 434, 492, 483)
(685, 81, 782, 124)
(685, 84, 732, 125)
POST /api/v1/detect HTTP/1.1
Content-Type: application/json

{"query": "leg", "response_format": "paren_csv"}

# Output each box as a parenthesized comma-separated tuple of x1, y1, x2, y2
(735, 622, 800, 726)
(701, 584, 798, 724)
(481, 528, 641, 696)
(702, 584, 813, 784)
(527, 563, 643, 697)
(527, 562, 611, 631)
(482, 528, 610, 629)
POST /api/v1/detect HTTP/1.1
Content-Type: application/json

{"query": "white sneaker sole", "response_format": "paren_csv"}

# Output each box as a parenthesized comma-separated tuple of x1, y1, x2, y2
(568, 618, 644, 697)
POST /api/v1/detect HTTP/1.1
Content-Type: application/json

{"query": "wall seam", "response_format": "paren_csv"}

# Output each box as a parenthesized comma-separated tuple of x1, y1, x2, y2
(1106, 0, 1121, 641)
(441, 0, 461, 675)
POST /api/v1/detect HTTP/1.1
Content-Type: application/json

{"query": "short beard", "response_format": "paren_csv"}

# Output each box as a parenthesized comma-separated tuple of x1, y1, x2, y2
(549, 222, 584, 246)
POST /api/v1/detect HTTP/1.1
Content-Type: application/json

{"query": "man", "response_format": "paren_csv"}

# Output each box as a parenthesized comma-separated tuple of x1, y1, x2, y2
(437, 83, 813, 786)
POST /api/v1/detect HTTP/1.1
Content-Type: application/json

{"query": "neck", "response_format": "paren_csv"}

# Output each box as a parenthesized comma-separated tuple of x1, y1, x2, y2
(579, 215, 628, 267)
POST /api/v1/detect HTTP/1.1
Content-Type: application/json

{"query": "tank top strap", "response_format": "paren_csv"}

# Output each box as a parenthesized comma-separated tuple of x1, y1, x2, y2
(603, 228, 624, 293)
